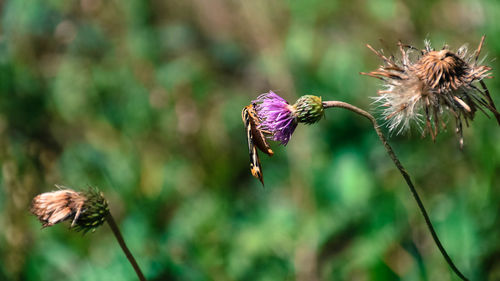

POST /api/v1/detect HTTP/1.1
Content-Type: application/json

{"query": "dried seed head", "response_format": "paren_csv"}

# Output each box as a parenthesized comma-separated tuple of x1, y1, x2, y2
(31, 185, 109, 233)
(415, 50, 464, 90)
(362, 36, 500, 147)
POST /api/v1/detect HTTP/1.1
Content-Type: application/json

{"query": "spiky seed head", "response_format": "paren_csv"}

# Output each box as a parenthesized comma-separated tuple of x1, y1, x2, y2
(72, 188, 109, 233)
(414, 50, 468, 92)
(293, 95, 324, 125)
(362, 37, 498, 147)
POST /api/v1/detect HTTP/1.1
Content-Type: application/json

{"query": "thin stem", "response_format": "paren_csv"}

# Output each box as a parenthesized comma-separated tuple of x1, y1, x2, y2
(106, 213, 146, 281)
(323, 100, 469, 281)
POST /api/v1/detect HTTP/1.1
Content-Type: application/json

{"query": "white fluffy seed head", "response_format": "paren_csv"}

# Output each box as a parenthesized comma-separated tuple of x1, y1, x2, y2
(363, 37, 497, 146)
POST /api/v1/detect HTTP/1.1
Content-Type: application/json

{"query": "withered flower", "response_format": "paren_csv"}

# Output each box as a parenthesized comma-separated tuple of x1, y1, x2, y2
(31, 185, 109, 233)
(362, 36, 500, 147)
(31, 186, 146, 280)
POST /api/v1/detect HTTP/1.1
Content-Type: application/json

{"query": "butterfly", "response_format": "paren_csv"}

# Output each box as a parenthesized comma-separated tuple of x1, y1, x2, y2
(242, 104, 274, 185)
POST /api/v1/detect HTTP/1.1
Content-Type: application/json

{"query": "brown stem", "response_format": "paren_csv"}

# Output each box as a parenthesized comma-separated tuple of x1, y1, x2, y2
(322, 100, 469, 281)
(106, 213, 146, 281)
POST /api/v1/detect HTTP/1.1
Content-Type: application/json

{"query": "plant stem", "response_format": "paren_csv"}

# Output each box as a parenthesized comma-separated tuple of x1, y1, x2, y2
(106, 213, 146, 281)
(323, 100, 469, 281)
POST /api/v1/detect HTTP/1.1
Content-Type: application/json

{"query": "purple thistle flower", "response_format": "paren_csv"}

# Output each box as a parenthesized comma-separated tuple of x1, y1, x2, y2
(253, 91, 297, 145)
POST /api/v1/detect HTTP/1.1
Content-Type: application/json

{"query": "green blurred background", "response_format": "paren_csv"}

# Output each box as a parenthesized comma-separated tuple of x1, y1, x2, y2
(1, 0, 499, 280)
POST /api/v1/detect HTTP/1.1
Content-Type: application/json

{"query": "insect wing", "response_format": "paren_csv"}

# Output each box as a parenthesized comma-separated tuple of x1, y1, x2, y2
(250, 144, 264, 186)
(242, 106, 253, 155)
(242, 106, 265, 185)
(246, 105, 274, 156)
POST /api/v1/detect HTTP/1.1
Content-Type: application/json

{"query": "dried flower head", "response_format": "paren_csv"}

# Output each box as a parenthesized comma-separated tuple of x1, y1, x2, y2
(31, 185, 109, 233)
(362, 36, 500, 147)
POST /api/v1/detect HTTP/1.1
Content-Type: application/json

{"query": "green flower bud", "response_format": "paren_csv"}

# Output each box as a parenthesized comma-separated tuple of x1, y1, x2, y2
(73, 187, 109, 233)
(293, 95, 324, 124)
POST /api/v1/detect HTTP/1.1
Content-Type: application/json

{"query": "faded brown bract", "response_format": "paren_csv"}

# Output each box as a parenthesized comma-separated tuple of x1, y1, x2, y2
(362, 36, 500, 148)
(30, 188, 85, 227)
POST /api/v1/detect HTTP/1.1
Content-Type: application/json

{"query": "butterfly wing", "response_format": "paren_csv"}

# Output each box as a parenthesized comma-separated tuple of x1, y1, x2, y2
(242, 106, 265, 186)
(246, 104, 274, 156)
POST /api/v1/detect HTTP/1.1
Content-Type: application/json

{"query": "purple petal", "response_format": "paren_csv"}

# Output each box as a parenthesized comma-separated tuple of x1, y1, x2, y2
(252, 91, 297, 145)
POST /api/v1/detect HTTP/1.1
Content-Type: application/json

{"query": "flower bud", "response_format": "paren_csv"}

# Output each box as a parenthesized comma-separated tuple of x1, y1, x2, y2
(293, 95, 324, 124)
(73, 188, 109, 233)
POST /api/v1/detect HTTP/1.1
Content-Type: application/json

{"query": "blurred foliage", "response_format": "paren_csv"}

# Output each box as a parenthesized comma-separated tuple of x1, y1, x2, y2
(1, 0, 500, 280)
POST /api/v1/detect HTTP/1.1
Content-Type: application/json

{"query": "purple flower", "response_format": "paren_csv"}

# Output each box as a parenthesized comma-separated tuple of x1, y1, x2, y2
(253, 91, 297, 145)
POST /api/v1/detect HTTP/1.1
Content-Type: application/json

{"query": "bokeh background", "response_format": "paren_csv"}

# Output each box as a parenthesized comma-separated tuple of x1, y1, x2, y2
(1, 0, 499, 280)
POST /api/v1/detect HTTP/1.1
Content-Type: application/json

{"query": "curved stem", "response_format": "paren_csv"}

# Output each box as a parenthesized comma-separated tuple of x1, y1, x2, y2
(106, 213, 146, 281)
(323, 100, 469, 281)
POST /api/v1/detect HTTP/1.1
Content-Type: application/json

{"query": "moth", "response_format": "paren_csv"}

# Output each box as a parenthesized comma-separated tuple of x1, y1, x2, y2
(242, 104, 274, 185)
